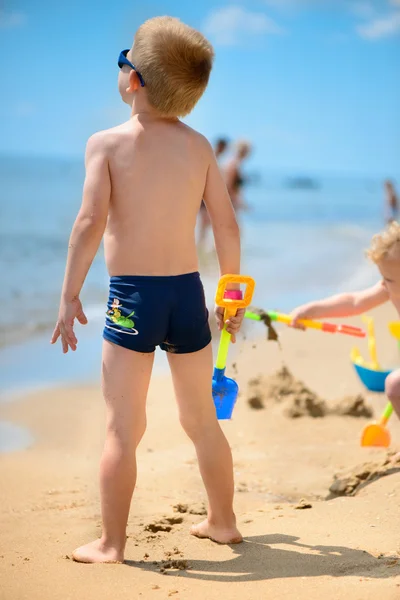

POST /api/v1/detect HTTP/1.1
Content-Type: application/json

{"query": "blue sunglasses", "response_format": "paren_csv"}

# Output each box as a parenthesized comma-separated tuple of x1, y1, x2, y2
(118, 49, 145, 87)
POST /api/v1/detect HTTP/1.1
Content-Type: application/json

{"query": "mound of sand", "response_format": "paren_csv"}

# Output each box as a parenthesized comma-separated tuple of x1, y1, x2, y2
(328, 452, 400, 498)
(331, 395, 373, 418)
(247, 366, 373, 419)
(247, 366, 327, 417)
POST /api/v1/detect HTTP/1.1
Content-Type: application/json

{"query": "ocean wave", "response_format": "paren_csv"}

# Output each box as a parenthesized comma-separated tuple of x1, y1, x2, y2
(330, 223, 376, 242)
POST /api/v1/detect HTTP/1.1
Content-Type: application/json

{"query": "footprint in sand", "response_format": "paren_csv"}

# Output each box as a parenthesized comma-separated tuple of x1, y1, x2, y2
(172, 502, 207, 516)
(144, 516, 184, 533)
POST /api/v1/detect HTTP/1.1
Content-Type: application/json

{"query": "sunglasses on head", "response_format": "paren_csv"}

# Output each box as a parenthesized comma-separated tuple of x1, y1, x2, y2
(118, 49, 145, 87)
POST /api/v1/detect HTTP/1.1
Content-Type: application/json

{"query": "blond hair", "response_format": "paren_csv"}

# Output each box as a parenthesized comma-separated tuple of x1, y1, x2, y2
(131, 16, 214, 118)
(366, 221, 400, 263)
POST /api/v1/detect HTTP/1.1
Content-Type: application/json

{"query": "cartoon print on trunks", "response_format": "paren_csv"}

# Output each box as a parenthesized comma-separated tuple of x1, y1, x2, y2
(105, 298, 139, 336)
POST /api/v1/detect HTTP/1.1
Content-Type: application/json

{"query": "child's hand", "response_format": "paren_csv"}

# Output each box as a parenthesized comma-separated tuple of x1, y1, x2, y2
(215, 306, 246, 343)
(51, 297, 88, 353)
(290, 305, 313, 330)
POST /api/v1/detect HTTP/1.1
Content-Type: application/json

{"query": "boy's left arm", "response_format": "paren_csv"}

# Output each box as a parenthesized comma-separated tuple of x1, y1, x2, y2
(51, 132, 111, 353)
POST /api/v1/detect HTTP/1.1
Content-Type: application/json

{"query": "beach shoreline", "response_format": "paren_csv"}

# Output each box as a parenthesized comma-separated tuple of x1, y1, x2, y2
(1, 304, 399, 599)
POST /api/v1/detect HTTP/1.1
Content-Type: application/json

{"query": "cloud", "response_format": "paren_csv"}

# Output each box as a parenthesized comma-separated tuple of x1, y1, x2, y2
(357, 10, 400, 38)
(263, 0, 348, 9)
(263, 0, 318, 6)
(0, 9, 27, 28)
(204, 6, 284, 46)
(390, 0, 400, 6)
(350, 1, 377, 19)
(262, 0, 301, 6)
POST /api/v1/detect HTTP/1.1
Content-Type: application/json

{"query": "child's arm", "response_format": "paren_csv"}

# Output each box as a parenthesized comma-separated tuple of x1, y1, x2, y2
(51, 132, 111, 353)
(291, 281, 389, 327)
(203, 142, 243, 341)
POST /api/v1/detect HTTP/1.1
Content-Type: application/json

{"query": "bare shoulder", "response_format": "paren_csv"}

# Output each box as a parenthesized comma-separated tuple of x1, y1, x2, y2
(85, 125, 127, 159)
(178, 122, 214, 159)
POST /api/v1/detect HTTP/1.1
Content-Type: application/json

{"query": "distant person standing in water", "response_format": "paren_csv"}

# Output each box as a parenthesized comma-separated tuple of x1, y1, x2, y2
(198, 137, 229, 246)
(385, 180, 398, 224)
(224, 140, 252, 215)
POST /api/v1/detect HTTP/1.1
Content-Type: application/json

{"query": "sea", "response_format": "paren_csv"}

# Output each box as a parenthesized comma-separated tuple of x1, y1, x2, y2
(0, 154, 386, 402)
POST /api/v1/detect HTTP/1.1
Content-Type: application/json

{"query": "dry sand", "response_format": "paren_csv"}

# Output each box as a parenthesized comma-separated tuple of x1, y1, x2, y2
(1, 304, 400, 600)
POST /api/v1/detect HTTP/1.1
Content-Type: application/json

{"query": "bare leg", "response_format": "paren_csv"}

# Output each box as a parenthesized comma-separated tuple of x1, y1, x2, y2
(385, 370, 400, 462)
(73, 341, 154, 563)
(386, 369, 400, 419)
(168, 344, 242, 544)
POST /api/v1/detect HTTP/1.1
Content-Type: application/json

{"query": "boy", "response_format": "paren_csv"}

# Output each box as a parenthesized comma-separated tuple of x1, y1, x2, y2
(51, 16, 245, 563)
(291, 221, 400, 418)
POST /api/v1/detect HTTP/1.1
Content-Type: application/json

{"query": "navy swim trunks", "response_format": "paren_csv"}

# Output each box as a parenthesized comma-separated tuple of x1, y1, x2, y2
(103, 272, 212, 354)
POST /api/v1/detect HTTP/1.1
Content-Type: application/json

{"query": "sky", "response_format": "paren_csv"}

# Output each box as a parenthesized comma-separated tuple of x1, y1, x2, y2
(0, 0, 399, 176)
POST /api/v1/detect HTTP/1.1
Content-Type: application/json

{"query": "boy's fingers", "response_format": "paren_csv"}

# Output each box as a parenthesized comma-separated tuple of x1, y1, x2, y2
(226, 325, 239, 335)
(51, 325, 60, 344)
(290, 320, 306, 330)
(66, 333, 77, 351)
(226, 318, 242, 330)
(77, 310, 88, 325)
(227, 317, 241, 327)
(61, 336, 69, 354)
(67, 332, 77, 345)
(60, 323, 73, 351)
(65, 322, 77, 344)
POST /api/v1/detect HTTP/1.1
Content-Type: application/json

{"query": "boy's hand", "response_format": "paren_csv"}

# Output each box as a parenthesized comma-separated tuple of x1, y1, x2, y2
(290, 306, 312, 330)
(215, 306, 246, 343)
(51, 297, 88, 353)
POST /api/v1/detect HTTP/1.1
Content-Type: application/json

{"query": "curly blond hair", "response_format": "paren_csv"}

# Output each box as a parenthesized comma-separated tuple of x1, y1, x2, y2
(131, 16, 214, 118)
(366, 221, 400, 263)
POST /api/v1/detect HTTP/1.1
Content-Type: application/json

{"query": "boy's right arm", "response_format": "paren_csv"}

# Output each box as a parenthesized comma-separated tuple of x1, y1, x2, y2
(51, 131, 111, 353)
(291, 281, 389, 327)
(203, 143, 243, 341)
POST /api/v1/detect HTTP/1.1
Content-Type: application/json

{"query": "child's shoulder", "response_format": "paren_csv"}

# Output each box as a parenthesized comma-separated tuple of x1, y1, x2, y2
(87, 122, 139, 155)
(84, 126, 123, 161)
(89, 124, 127, 144)
(181, 122, 211, 144)
(177, 122, 214, 158)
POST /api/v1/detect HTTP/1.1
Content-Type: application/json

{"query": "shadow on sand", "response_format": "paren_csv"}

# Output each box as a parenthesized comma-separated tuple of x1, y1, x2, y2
(126, 533, 399, 582)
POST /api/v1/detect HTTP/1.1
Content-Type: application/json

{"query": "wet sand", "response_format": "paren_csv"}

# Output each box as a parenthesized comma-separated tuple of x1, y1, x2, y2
(1, 304, 400, 600)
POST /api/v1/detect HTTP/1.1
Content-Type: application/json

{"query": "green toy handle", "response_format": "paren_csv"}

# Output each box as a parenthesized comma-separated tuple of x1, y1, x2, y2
(244, 311, 261, 321)
(380, 402, 393, 426)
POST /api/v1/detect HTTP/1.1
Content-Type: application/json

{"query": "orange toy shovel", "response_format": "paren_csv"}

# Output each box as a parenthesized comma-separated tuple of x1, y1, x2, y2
(361, 402, 393, 447)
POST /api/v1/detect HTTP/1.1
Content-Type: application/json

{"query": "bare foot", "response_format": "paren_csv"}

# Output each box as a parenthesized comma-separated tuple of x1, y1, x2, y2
(190, 519, 243, 544)
(72, 539, 124, 564)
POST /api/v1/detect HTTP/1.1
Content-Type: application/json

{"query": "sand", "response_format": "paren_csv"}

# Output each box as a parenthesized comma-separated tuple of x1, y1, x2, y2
(1, 304, 400, 600)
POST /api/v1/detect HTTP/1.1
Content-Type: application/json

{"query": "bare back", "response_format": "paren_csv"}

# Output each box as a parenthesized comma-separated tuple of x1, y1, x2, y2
(103, 117, 209, 276)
